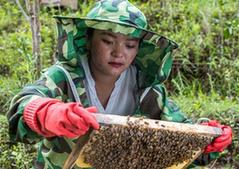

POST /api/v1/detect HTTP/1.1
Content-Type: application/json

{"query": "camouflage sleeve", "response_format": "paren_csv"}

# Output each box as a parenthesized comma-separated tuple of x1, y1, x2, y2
(139, 84, 191, 123)
(7, 65, 69, 144)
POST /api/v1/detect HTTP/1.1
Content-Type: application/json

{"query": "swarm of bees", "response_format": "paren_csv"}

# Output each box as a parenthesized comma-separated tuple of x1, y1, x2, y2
(81, 119, 213, 169)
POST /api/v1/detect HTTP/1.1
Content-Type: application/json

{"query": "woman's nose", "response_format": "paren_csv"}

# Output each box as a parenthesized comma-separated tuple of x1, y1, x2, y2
(112, 43, 124, 58)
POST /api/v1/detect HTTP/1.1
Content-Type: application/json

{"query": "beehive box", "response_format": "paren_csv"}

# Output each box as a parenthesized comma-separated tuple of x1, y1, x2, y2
(65, 114, 222, 169)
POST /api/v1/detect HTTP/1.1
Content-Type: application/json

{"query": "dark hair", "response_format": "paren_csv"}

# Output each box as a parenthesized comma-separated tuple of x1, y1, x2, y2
(86, 28, 94, 40)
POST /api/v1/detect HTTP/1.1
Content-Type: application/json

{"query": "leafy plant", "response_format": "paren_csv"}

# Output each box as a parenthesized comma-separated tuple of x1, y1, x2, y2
(0, 115, 36, 169)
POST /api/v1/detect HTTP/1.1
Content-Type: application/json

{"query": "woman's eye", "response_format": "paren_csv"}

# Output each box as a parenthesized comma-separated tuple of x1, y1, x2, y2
(102, 39, 113, 45)
(126, 44, 136, 49)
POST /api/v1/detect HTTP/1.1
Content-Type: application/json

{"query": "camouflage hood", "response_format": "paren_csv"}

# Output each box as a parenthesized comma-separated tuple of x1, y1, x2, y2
(54, 0, 178, 87)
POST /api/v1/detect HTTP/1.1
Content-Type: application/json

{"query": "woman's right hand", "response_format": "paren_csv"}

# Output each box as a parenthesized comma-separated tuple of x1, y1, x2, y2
(23, 98, 99, 138)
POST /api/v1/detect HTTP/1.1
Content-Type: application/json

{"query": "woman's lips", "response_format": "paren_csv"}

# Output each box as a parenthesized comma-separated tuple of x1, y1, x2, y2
(108, 62, 123, 68)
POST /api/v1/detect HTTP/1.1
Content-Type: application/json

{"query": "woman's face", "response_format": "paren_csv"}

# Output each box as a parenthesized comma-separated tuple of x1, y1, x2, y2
(88, 29, 139, 80)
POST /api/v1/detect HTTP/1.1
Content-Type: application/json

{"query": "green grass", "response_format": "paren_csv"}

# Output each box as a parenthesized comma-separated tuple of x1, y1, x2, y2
(171, 91, 239, 120)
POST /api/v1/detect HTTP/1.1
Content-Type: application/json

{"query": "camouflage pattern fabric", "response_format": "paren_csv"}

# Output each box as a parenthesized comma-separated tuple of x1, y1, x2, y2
(7, 0, 212, 168)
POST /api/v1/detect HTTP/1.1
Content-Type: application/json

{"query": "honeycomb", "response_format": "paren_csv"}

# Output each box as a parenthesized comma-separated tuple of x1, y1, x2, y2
(81, 119, 213, 169)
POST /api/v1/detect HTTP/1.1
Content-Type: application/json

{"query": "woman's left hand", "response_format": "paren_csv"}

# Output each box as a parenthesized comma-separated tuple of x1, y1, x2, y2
(201, 120, 232, 153)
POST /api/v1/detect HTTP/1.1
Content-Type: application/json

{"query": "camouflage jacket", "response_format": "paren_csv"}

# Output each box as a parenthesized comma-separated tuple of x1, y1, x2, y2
(7, 0, 213, 168)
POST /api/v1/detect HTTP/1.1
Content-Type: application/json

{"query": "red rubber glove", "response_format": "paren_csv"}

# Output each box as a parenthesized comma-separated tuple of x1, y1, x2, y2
(23, 98, 99, 138)
(201, 120, 232, 153)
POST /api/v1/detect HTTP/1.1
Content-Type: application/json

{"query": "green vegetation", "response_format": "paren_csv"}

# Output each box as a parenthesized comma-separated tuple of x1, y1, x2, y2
(0, 115, 36, 169)
(0, 0, 238, 168)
